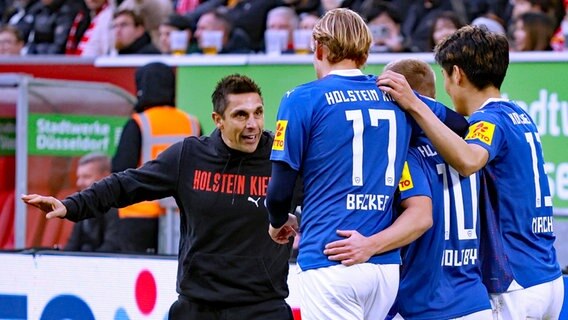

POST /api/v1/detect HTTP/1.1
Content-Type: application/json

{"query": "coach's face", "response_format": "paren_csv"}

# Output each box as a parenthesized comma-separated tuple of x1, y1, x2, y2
(213, 92, 264, 153)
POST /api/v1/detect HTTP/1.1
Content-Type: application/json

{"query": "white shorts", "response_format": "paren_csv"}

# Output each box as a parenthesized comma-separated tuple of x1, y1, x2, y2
(393, 308, 492, 320)
(297, 263, 399, 320)
(490, 276, 564, 320)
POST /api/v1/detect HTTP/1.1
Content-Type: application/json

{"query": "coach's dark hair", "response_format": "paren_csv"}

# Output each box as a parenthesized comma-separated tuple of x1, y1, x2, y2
(434, 25, 509, 90)
(212, 74, 262, 116)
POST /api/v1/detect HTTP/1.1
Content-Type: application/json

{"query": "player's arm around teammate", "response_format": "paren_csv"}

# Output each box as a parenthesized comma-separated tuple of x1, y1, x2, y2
(324, 195, 431, 266)
(377, 69, 488, 177)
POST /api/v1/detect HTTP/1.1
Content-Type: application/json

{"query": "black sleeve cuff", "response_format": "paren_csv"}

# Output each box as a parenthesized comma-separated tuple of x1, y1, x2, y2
(269, 211, 290, 229)
(62, 198, 79, 222)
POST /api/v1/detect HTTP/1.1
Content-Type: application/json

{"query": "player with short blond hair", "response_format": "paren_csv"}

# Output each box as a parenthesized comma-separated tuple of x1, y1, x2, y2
(266, 9, 450, 320)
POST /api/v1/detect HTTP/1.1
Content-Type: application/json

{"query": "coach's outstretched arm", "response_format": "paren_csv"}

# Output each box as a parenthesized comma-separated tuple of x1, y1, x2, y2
(378, 70, 488, 177)
(21, 142, 181, 223)
(22, 194, 67, 219)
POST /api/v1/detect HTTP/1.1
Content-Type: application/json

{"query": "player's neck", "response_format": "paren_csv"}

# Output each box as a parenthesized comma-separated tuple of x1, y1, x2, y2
(466, 86, 502, 114)
(326, 59, 359, 74)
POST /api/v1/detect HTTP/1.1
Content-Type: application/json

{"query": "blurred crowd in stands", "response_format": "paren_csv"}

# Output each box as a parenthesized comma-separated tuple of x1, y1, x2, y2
(0, 0, 567, 56)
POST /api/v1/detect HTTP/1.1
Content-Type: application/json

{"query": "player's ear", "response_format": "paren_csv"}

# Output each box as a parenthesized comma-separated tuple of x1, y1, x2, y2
(451, 65, 463, 85)
(315, 42, 324, 61)
(212, 112, 223, 130)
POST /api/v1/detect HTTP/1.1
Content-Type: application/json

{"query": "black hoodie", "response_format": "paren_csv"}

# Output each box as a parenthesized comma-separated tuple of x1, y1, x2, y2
(63, 130, 292, 306)
(112, 62, 177, 172)
(117, 32, 160, 55)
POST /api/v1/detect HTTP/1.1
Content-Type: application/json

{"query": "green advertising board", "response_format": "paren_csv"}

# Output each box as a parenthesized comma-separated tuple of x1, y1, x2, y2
(27, 113, 127, 157)
(0, 118, 16, 156)
(175, 57, 568, 213)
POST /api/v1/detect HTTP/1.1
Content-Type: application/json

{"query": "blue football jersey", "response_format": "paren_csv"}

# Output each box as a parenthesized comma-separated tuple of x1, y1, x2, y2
(465, 98, 560, 292)
(270, 72, 446, 271)
(397, 143, 491, 319)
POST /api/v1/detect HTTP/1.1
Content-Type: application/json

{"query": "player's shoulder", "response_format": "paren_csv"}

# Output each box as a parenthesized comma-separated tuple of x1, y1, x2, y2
(476, 98, 523, 115)
(407, 146, 424, 162)
(178, 135, 199, 151)
(417, 94, 448, 113)
(281, 80, 319, 100)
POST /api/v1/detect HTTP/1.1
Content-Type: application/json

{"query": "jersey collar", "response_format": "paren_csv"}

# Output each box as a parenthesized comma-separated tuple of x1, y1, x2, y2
(479, 97, 508, 109)
(327, 69, 364, 77)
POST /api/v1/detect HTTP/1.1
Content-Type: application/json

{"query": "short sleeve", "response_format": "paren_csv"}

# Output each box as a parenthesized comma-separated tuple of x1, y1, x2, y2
(464, 111, 504, 163)
(399, 148, 431, 201)
(410, 94, 448, 139)
(270, 88, 312, 171)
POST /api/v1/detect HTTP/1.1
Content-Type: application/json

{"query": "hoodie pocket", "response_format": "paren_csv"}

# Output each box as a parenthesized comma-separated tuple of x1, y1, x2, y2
(181, 252, 279, 304)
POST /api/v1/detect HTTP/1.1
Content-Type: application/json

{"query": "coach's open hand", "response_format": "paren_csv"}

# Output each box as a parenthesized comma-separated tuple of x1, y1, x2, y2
(21, 194, 67, 219)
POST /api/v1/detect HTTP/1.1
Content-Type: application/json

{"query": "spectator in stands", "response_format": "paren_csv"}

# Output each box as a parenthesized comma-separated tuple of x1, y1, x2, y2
(318, 0, 364, 14)
(158, 14, 194, 54)
(112, 62, 200, 253)
(471, 15, 506, 35)
(0, 0, 6, 18)
(511, 0, 564, 25)
(185, 0, 287, 52)
(2, 0, 38, 38)
(513, 11, 555, 51)
(0, 25, 25, 55)
(118, 0, 172, 45)
(65, 0, 113, 56)
(64, 153, 121, 253)
(510, 0, 565, 50)
(428, 11, 465, 51)
(462, 0, 511, 23)
(298, 12, 319, 30)
(194, 8, 253, 54)
(265, 6, 299, 53)
(401, 0, 455, 52)
(175, 0, 202, 15)
(361, 0, 406, 53)
(23, 0, 80, 54)
(112, 9, 160, 54)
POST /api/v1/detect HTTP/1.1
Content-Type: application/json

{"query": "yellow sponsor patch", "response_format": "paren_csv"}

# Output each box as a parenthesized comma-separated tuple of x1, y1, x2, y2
(398, 161, 414, 191)
(465, 121, 495, 145)
(272, 120, 288, 151)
